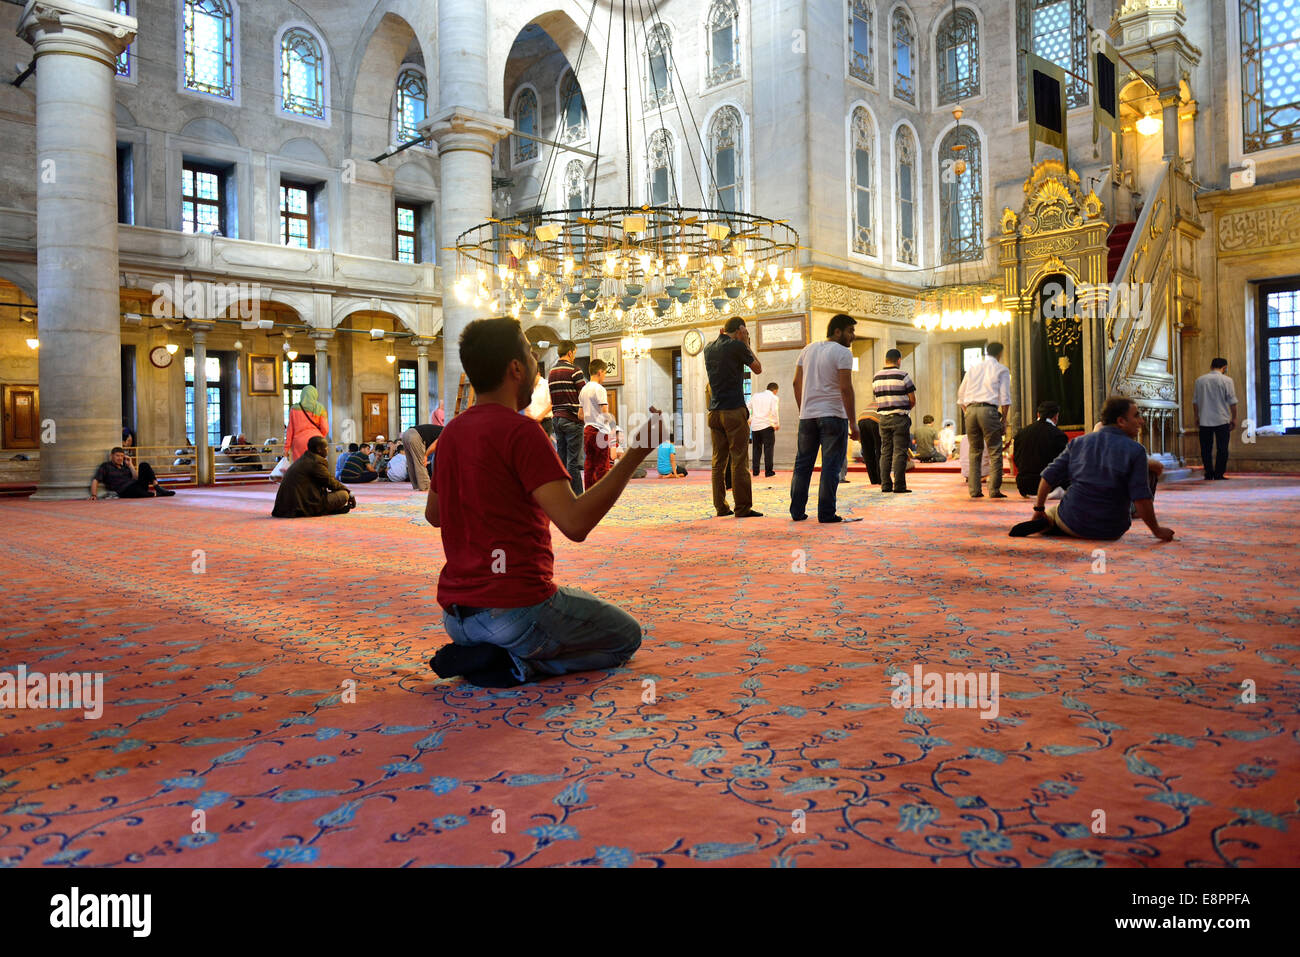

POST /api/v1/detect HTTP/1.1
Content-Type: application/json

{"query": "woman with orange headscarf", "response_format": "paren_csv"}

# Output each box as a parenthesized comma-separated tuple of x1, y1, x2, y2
(284, 384, 329, 461)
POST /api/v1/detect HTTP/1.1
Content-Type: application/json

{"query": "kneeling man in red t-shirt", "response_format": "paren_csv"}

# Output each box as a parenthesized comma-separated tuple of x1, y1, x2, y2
(426, 317, 665, 687)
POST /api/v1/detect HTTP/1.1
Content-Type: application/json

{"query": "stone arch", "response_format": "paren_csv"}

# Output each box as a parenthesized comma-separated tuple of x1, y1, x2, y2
(488, 4, 609, 123)
(332, 298, 419, 335)
(347, 9, 431, 161)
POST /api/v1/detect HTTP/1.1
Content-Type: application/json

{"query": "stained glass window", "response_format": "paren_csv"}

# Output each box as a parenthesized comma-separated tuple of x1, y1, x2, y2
(183, 0, 234, 99)
(280, 183, 312, 248)
(514, 88, 538, 165)
(1260, 283, 1300, 427)
(939, 125, 983, 264)
(182, 163, 224, 234)
(648, 129, 677, 207)
(115, 1, 132, 78)
(394, 68, 427, 144)
(1016, 0, 1087, 121)
(396, 204, 418, 263)
(709, 107, 743, 213)
(937, 6, 980, 104)
(892, 6, 915, 103)
(706, 0, 740, 88)
(646, 24, 674, 108)
(281, 28, 324, 119)
(559, 70, 587, 143)
(1240, 0, 1300, 152)
(851, 108, 875, 256)
(398, 361, 418, 432)
(185, 354, 223, 448)
(850, 0, 874, 84)
(896, 125, 917, 265)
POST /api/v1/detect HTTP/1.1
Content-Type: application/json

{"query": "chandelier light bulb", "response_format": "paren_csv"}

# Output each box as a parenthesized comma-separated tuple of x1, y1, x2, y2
(26, 337, 39, 350)
(166, 342, 179, 354)
(1136, 113, 1162, 137)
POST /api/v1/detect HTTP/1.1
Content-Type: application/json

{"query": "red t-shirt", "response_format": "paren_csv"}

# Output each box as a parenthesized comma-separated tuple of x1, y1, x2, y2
(435, 403, 572, 609)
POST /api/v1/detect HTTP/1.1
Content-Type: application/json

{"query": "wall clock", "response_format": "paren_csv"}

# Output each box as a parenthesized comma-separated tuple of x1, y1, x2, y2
(683, 328, 704, 356)
(149, 345, 174, 369)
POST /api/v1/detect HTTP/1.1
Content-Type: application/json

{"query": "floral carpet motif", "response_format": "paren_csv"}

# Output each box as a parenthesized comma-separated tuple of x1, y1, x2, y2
(0, 473, 1297, 867)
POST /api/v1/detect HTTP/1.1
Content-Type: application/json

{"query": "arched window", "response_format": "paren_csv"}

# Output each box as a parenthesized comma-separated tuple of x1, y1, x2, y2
(559, 70, 588, 144)
(708, 107, 743, 213)
(280, 27, 325, 119)
(1016, 0, 1087, 121)
(892, 6, 915, 103)
(513, 87, 539, 165)
(115, 1, 132, 78)
(851, 107, 876, 256)
(936, 6, 980, 104)
(895, 125, 918, 265)
(394, 68, 427, 143)
(183, 0, 235, 99)
(939, 125, 983, 264)
(849, 0, 873, 84)
(705, 0, 741, 88)
(1240, 0, 1300, 152)
(646, 23, 674, 108)
(565, 159, 589, 260)
(648, 129, 677, 207)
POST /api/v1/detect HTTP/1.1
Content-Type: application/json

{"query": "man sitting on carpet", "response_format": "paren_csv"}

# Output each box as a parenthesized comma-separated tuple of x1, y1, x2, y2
(89, 447, 176, 499)
(272, 436, 356, 518)
(425, 316, 664, 688)
(1010, 396, 1174, 542)
(340, 442, 380, 483)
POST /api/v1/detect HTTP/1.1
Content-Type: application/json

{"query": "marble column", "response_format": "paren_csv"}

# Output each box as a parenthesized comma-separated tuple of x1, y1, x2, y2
(310, 330, 334, 469)
(20, 1, 136, 499)
(414, 338, 433, 423)
(422, 0, 512, 420)
(190, 321, 213, 485)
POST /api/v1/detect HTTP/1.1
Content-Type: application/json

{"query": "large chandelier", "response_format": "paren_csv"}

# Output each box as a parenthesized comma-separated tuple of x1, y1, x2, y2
(451, 0, 801, 359)
(452, 208, 801, 347)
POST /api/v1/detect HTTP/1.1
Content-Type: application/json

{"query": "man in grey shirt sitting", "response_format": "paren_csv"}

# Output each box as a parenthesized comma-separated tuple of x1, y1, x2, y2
(1192, 357, 1238, 480)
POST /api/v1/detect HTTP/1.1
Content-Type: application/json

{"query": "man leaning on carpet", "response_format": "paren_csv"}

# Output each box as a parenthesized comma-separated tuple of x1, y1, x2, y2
(425, 316, 666, 688)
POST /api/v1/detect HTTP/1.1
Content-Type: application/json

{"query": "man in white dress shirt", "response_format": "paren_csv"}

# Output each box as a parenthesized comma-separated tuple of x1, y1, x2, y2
(956, 341, 1012, 499)
(1192, 358, 1238, 480)
(748, 382, 781, 477)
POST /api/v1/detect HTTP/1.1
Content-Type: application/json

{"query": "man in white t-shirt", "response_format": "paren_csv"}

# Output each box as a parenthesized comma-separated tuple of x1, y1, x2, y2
(1192, 357, 1238, 480)
(749, 381, 781, 477)
(790, 313, 860, 523)
(579, 359, 612, 490)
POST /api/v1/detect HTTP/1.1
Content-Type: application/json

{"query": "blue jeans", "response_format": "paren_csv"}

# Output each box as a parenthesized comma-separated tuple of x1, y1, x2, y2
(442, 585, 641, 682)
(789, 417, 848, 521)
(553, 417, 585, 496)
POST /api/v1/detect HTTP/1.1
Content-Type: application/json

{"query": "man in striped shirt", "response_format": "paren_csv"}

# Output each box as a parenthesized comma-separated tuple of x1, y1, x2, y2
(548, 340, 586, 496)
(873, 349, 916, 493)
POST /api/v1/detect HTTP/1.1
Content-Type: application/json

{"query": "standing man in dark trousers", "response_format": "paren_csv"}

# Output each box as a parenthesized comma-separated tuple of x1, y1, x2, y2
(873, 348, 916, 494)
(749, 381, 780, 476)
(956, 341, 1012, 499)
(789, 313, 859, 523)
(856, 407, 882, 485)
(1193, 357, 1238, 480)
(705, 317, 763, 517)
(1012, 400, 1068, 497)
(548, 340, 587, 496)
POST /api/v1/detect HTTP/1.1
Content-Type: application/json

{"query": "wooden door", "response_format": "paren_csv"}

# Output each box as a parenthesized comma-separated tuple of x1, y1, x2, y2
(3, 384, 39, 449)
(362, 392, 389, 440)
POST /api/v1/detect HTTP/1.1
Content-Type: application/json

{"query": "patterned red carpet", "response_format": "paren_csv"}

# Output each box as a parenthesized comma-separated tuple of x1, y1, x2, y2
(1, 472, 1297, 867)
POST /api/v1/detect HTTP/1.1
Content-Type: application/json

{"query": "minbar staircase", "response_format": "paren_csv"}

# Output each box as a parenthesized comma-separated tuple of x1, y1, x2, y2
(1106, 221, 1136, 281)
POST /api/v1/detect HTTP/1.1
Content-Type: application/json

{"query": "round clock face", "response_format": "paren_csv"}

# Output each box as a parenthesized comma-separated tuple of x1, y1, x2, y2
(683, 329, 704, 356)
(149, 345, 174, 368)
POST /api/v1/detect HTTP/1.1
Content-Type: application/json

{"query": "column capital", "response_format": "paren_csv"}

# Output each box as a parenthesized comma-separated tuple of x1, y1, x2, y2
(421, 107, 513, 158)
(310, 328, 333, 347)
(188, 320, 215, 340)
(18, 0, 137, 68)
(413, 337, 436, 355)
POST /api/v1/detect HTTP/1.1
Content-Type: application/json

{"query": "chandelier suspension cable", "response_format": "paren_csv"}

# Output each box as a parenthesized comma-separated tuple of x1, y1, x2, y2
(639, 0, 715, 201)
(529, 0, 603, 215)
